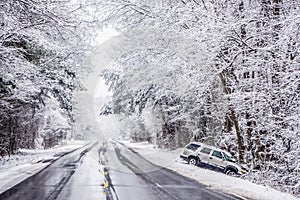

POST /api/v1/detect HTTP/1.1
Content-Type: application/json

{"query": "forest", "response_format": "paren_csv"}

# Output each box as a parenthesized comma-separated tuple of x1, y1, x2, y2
(0, 0, 99, 153)
(98, 0, 300, 196)
(0, 0, 299, 197)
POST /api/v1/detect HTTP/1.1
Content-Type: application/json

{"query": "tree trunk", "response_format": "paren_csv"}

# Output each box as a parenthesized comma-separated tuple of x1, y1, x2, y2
(219, 72, 244, 163)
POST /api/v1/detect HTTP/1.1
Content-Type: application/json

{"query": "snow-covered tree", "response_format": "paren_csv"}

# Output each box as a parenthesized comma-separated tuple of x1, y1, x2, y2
(98, 0, 300, 196)
(0, 0, 100, 152)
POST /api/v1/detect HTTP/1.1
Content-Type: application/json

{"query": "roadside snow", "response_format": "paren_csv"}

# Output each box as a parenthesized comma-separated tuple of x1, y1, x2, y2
(0, 140, 88, 195)
(120, 140, 299, 200)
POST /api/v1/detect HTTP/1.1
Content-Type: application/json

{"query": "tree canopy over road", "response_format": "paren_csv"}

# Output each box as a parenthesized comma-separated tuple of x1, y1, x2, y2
(98, 0, 300, 196)
(0, 0, 299, 197)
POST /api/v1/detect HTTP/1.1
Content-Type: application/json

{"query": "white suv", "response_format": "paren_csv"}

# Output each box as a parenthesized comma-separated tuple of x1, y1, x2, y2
(180, 142, 247, 175)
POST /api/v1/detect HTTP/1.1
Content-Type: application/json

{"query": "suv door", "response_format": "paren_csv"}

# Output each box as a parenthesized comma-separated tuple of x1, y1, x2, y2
(208, 150, 226, 170)
(198, 147, 212, 164)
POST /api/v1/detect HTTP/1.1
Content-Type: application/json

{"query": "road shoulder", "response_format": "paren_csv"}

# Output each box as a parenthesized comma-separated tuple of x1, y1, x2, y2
(119, 140, 299, 200)
(0, 141, 89, 195)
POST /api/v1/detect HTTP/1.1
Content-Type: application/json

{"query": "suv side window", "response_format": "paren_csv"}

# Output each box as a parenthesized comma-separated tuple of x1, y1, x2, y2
(212, 150, 224, 159)
(186, 143, 201, 151)
(223, 152, 236, 163)
(200, 147, 212, 154)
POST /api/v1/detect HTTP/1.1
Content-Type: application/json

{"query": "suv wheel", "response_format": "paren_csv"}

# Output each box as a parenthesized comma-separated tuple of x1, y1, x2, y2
(225, 169, 237, 176)
(188, 157, 198, 166)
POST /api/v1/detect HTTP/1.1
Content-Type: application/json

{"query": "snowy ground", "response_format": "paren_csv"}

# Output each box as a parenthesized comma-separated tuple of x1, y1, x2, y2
(120, 140, 299, 200)
(0, 140, 88, 195)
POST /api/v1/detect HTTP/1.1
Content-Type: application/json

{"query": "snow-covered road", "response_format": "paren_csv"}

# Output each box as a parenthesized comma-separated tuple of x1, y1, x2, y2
(57, 143, 106, 200)
(0, 142, 101, 200)
(108, 142, 239, 200)
(2, 138, 298, 200)
(0, 141, 88, 196)
(106, 141, 240, 200)
(0, 140, 243, 200)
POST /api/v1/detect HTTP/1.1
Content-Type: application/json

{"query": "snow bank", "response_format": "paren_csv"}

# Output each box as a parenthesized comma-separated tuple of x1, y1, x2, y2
(0, 141, 86, 171)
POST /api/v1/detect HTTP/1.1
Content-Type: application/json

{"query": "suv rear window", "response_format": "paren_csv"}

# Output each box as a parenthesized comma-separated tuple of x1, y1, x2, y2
(186, 143, 201, 151)
(200, 147, 212, 154)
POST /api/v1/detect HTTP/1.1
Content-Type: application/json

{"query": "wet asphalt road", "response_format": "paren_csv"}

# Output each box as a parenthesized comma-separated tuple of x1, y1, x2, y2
(0, 144, 98, 200)
(0, 141, 242, 200)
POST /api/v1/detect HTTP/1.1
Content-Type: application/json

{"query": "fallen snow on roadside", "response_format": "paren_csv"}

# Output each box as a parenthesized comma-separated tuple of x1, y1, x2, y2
(120, 140, 299, 200)
(0, 140, 88, 195)
(0, 140, 87, 171)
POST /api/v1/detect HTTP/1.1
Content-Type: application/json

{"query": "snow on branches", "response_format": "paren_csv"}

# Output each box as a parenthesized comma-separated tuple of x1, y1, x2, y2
(98, 0, 300, 196)
(0, 0, 99, 152)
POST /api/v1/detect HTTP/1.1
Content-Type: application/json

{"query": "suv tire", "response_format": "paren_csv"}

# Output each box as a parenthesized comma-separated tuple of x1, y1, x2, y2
(225, 168, 237, 176)
(188, 157, 198, 166)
